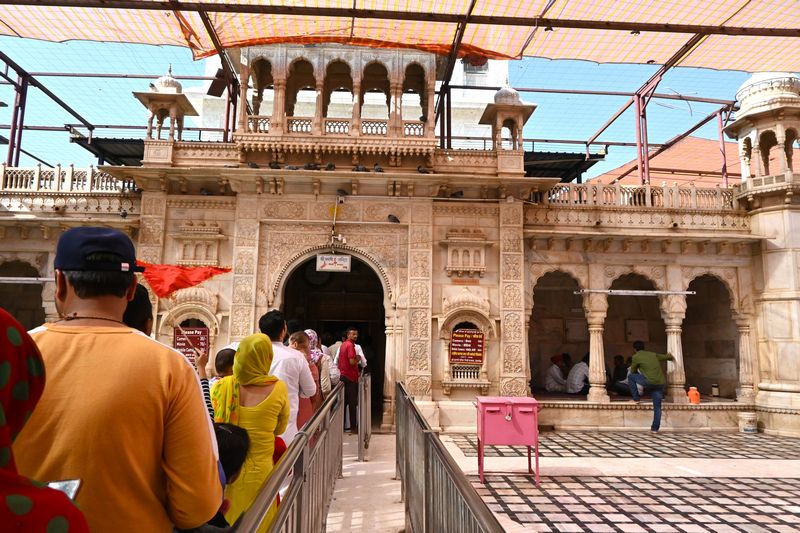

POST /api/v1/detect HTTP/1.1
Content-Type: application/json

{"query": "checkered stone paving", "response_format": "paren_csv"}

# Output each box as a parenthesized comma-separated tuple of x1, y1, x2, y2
(450, 432, 800, 460)
(471, 474, 800, 532)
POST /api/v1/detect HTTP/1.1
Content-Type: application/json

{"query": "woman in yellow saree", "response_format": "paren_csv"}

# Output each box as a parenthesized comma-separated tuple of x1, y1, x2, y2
(211, 333, 289, 530)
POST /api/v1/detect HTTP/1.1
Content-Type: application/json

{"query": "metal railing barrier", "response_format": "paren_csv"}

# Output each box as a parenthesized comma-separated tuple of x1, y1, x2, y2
(395, 381, 504, 533)
(232, 382, 345, 533)
(358, 373, 371, 461)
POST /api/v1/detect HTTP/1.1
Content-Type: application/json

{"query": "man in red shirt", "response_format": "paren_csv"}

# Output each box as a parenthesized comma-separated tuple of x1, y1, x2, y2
(338, 327, 360, 434)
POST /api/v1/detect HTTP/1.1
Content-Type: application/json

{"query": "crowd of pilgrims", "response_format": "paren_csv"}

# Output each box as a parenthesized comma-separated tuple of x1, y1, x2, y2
(2, 226, 365, 532)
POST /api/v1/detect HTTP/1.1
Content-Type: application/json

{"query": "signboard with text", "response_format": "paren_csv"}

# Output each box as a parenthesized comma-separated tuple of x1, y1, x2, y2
(316, 253, 352, 272)
(449, 329, 485, 365)
(174, 327, 209, 367)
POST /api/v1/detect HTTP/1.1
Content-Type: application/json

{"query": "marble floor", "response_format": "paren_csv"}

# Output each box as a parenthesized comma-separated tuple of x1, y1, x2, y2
(440, 432, 800, 532)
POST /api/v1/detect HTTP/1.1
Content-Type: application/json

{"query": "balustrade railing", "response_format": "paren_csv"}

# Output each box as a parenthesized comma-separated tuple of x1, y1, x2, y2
(1, 165, 136, 193)
(361, 119, 388, 136)
(533, 182, 738, 211)
(324, 118, 350, 135)
(451, 365, 481, 380)
(403, 120, 425, 137)
(248, 115, 271, 133)
(396, 381, 503, 533)
(286, 117, 313, 133)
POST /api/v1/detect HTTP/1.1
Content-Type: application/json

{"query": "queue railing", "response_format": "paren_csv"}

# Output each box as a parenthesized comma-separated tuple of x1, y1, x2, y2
(395, 381, 504, 533)
(232, 382, 344, 533)
(358, 373, 371, 461)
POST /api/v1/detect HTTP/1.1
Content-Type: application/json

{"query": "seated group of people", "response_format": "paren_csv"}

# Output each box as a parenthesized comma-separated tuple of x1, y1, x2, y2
(543, 351, 654, 397)
(2, 226, 364, 532)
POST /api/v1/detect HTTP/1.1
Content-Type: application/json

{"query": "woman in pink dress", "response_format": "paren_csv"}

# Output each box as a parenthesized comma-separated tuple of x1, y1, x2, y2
(289, 331, 322, 429)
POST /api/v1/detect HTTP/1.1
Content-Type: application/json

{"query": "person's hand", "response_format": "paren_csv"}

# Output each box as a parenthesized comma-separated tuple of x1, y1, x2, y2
(196, 351, 209, 379)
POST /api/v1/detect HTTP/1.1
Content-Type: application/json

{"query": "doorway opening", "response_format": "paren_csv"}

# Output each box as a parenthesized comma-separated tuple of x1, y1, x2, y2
(0, 261, 45, 330)
(282, 256, 385, 428)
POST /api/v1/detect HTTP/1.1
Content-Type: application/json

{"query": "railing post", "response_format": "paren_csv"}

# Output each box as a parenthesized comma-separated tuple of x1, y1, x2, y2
(65, 164, 74, 191)
(644, 182, 651, 207)
(423, 432, 432, 533)
(690, 182, 697, 208)
(88, 166, 95, 192)
(33, 163, 41, 191)
(54, 164, 62, 191)
(0, 164, 5, 191)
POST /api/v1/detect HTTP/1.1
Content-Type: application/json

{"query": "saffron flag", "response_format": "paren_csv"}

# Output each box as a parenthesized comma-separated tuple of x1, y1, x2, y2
(137, 261, 231, 298)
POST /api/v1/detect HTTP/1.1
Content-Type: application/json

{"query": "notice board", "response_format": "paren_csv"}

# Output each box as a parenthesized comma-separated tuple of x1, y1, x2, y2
(174, 327, 209, 367)
(449, 329, 485, 365)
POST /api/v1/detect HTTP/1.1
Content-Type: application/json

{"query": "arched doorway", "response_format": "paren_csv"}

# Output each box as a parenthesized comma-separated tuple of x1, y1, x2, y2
(282, 256, 385, 428)
(529, 271, 586, 393)
(683, 275, 738, 398)
(0, 261, 45, 330)
(606, 273, 667, 369)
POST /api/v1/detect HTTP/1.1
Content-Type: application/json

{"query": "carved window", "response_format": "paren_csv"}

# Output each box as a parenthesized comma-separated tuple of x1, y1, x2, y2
(443, 228, 491, 278)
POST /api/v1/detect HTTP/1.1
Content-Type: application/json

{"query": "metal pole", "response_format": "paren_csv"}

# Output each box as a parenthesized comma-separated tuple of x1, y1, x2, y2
(718, 110, 729, 187)
(641, 96, 650, 185)
(634, 95, 644, 185)
(438, 90, 446, 149)
(5, 75, 21, 166)
(12, 76, 29, 166)
(446, 87, 452, 150)
(223, 88, 230, 143)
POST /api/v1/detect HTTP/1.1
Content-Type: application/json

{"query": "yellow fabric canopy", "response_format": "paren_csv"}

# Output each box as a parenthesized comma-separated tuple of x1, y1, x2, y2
(1, 1, 799, 71)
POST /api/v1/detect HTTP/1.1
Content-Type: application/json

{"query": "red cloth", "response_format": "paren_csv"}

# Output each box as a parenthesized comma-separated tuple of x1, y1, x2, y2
(338, 339, 359, 382)
(137, 262, 231, 298)
(0, 307, 89, 532)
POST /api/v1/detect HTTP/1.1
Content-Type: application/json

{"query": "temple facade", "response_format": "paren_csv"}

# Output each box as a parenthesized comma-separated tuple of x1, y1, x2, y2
(0, 45, 798, 436)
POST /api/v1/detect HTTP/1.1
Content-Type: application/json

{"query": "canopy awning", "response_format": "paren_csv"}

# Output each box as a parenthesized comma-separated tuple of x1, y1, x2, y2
(1, 1, 799, 71)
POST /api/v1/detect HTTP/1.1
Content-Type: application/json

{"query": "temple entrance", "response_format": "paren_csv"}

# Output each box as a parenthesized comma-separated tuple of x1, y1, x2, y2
(282, 256, 385, 428)
(0, 261, 45, 330)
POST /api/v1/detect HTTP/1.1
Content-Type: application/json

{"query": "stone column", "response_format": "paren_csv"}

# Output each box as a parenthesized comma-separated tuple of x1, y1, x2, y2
(390, 81, 403, 136)
(739, 141, 751, 181)
(425, 75, 436, 138)
(498, 200, 528, 396)
(238, 64, 249, 132)
(405, 202, 434, 399)
(382, 320, 396, 430)
(168, 107, 177, 140)
(271, 77, 286, 134)
(776, 129, 788, 174)
(313, 79, 324, 135)
(661, 293, 687, 403)
(351, 78, 361, 136)
(229, 194, 260, 342)
(586, 312, 610, 402)
(736, 316, 756, 403)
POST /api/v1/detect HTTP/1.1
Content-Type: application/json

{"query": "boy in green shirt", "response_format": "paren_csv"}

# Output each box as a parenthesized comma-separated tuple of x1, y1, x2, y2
(628, 340, 674, 432)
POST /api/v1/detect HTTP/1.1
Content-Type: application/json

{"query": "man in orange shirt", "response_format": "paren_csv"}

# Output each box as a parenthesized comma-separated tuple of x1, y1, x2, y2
(13, 227, 222, 532)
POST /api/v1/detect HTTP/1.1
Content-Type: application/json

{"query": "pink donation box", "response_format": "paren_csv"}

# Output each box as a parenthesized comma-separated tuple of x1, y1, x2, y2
(475, 396, 539, 485)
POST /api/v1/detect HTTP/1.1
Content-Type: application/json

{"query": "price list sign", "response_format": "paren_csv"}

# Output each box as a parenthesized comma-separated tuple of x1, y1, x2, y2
(449, 329, 484, 365)
(174, 327, 209, 367)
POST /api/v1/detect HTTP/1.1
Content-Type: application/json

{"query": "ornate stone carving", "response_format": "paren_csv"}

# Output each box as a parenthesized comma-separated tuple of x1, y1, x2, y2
(432, 205, 499, 217)
(173, 286, 218, 312)
(235, 250, 255, 274)
(142, 196, 165, 215)
(230, 306, 252, 337)
(233, 276, 254, 304)
(166, 198, 236, 210)
(502, 283, 522, 309)
(410, 251, 429, 278)
(139, 218, 164, 245)
(409, 281, 430, 307)
(442, 287, 491, 317)
(405, 375, 432, 397)
(502, 344, 523, 373)
(501, 254, 521, 281)
(501, 228, 521, 252)
(235, 220, 258, 247)
(410, 227, 431, 249)
(263, 201, 308, 220)
(442, 228, 492, 278)
(502, 311, 522, 341)
(499, 377, 527, 397)
(410, 309, 430, 338)
(407, 341, 430, 371)
(364, 203, 408, 222)
(501, 204, 523, 226)
(529, 263, 588, 290)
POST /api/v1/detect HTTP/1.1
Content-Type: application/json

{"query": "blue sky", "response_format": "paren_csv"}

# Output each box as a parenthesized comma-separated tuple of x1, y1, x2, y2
(1, 36, 753, 178)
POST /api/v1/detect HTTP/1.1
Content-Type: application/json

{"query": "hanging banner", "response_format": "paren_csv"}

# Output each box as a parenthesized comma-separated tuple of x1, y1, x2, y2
(174, 327, 209, 367)
(449, 329, 484, 365)
(316, 254, 352, 272)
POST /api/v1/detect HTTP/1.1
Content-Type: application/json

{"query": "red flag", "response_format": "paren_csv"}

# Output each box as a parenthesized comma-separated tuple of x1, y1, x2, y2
(137, 261, 231, 298)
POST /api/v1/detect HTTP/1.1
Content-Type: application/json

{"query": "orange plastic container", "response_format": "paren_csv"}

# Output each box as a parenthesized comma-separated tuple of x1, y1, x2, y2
(688, 387, 701, 404)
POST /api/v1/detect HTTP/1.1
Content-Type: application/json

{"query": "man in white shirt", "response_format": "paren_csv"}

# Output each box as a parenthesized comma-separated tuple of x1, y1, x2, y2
(566, 353, 590, 394)
(544, 353, 568, 392)
(259, 310, 316, 444)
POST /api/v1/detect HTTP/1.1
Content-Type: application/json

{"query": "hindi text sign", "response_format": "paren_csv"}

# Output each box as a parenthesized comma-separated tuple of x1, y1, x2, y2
(174, 327, 209, 367)
(316, 253, 352, 272)
(449, 329, 484, 365)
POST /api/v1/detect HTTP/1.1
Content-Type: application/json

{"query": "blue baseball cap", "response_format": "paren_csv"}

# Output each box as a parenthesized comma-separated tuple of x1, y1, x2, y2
(54, 227, 145, 273)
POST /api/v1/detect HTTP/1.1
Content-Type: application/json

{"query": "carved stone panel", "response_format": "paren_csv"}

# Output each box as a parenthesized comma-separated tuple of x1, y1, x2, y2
(502, 343, 523, 373)
(499, 377, 527, 396)
(408, 341, 430, 371)
(501, 255, 522, 281)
